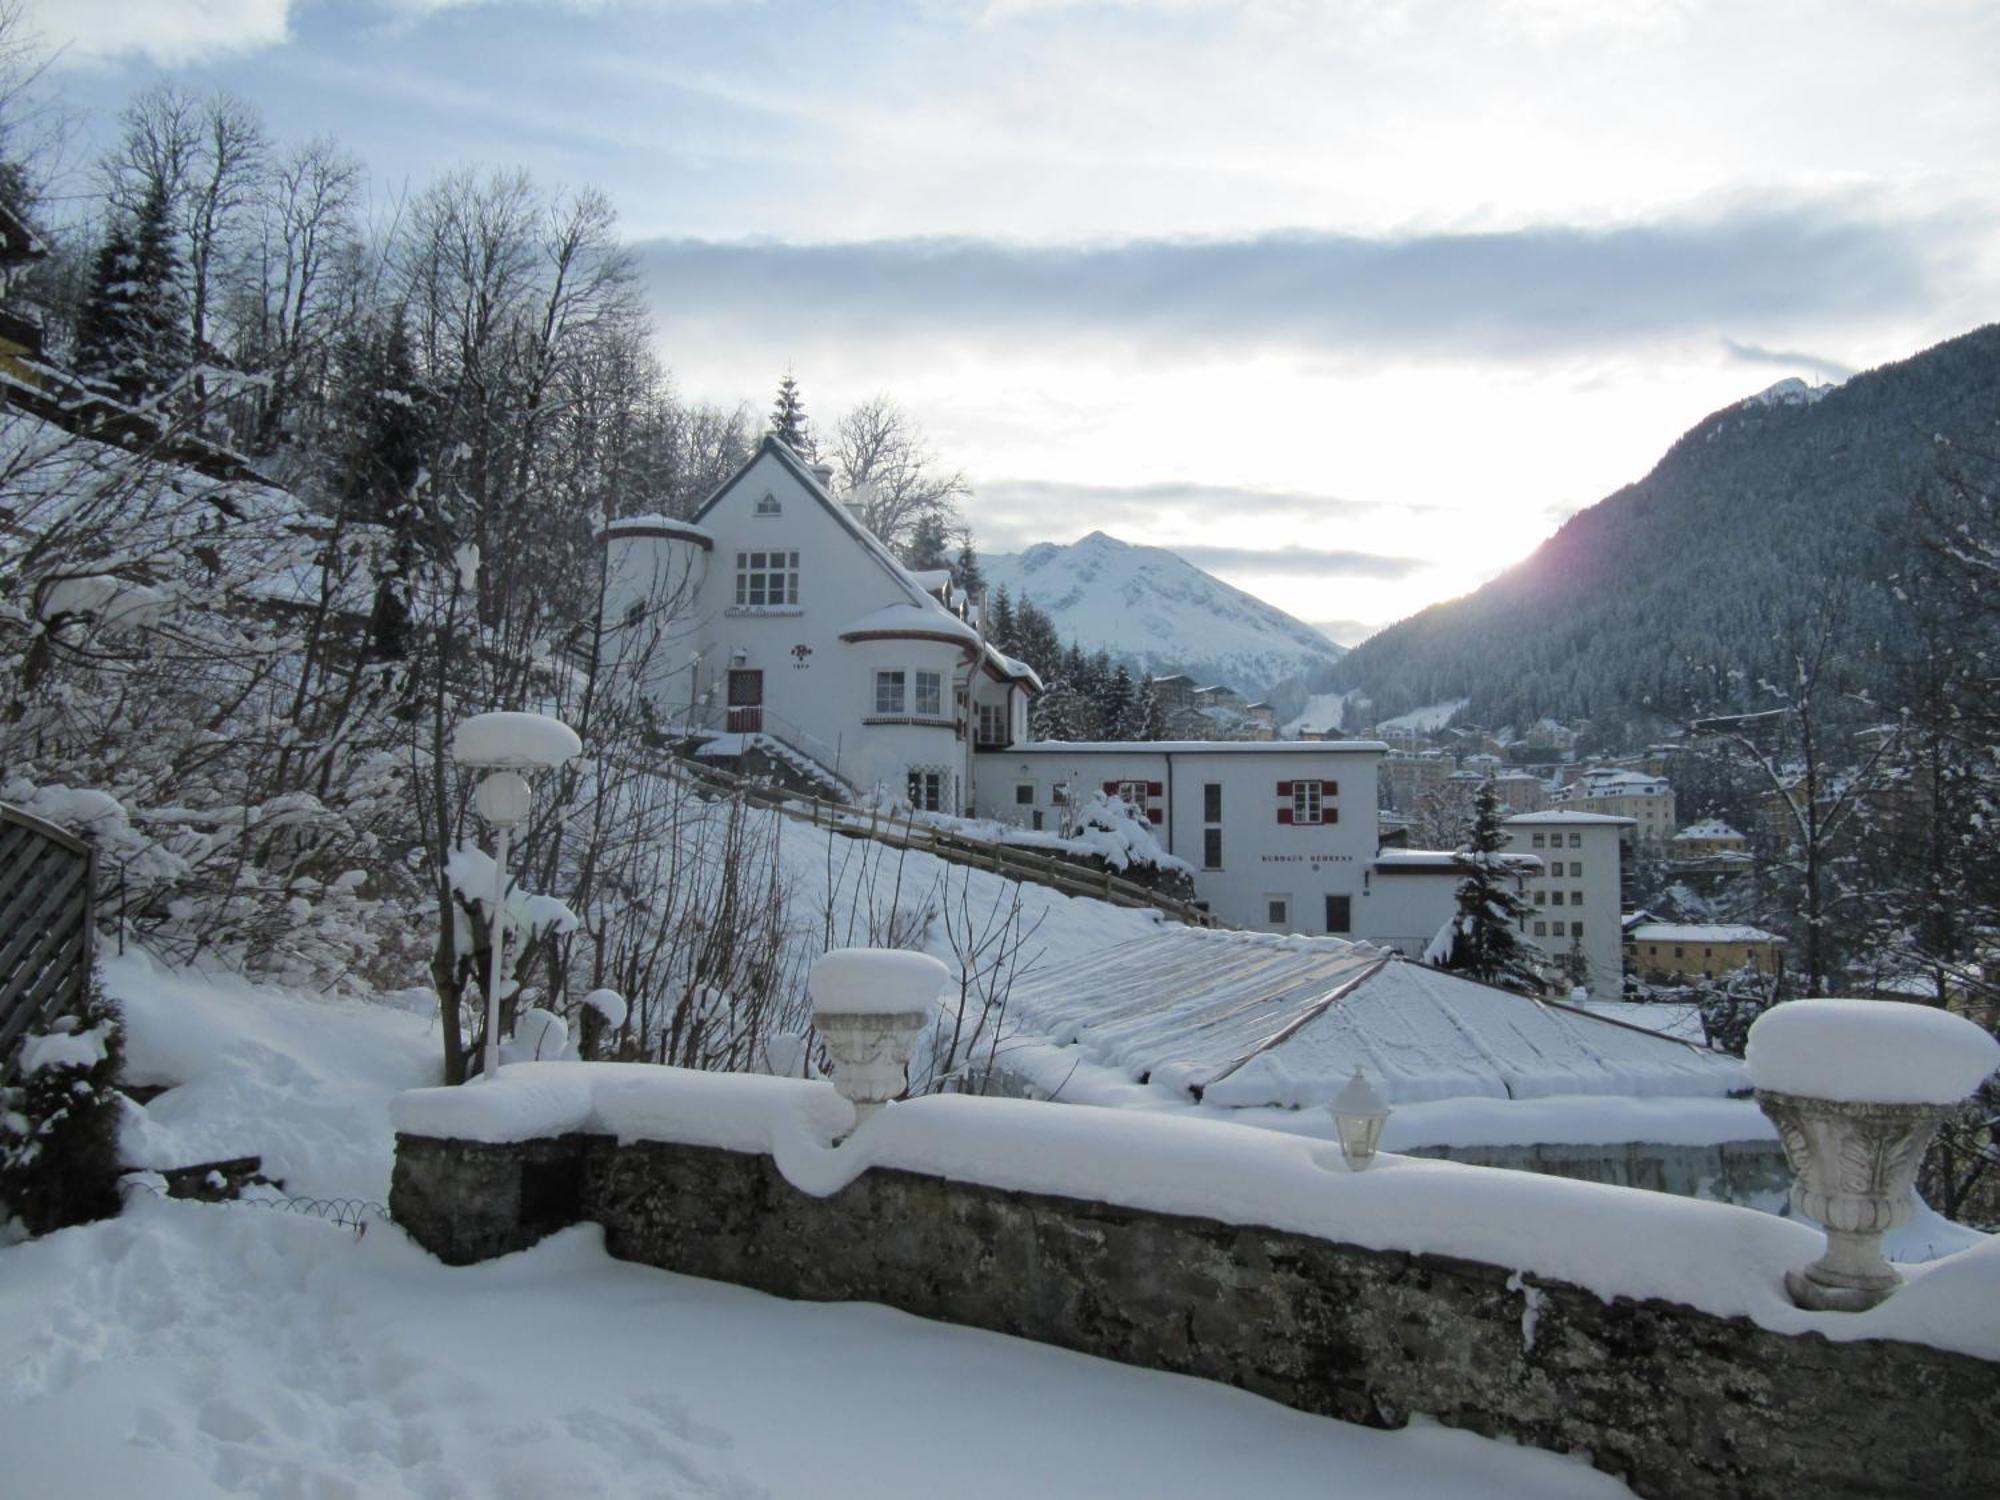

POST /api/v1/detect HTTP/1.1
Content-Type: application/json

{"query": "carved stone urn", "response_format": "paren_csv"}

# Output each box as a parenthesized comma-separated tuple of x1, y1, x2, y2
(809, 947, 948, 1134)
(1753, 1090, 1953, 1311)
(1747, 998, 2000, 1313)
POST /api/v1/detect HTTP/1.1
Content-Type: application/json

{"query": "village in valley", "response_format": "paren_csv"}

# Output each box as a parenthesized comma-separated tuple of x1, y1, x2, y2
(2, 5, 1998, 1499)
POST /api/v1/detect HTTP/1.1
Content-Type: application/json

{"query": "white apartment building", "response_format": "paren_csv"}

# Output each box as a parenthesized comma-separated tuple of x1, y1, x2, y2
(972, 741, 1386, 932)
(1501, 811, 1634, 996)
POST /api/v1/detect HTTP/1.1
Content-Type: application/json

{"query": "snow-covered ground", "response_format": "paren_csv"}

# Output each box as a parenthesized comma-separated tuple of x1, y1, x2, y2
(5, 951, 1636, 1499)
(1373, 698, 1470, 734)
(1, 1200, 1628, 1500)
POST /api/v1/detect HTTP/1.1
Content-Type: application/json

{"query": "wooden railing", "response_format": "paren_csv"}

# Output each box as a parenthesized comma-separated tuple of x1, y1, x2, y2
(0, 804, 99, 1085)
(670, 758, 1224, 929)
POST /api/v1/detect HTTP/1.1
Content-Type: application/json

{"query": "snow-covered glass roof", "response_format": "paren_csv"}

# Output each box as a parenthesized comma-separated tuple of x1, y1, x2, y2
(1007, 929, 1741, 1109)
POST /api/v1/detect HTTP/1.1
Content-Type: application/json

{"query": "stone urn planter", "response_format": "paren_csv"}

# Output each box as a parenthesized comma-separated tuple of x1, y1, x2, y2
(1747, 998, 2000, 1312)
(809, 947, 948, 1135)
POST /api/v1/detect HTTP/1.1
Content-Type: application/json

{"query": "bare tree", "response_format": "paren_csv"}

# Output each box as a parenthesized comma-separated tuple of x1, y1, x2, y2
(831, 395, 969, 556)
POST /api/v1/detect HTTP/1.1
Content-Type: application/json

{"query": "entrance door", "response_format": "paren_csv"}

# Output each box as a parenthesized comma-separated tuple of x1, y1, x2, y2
(726, 669, 763, 733)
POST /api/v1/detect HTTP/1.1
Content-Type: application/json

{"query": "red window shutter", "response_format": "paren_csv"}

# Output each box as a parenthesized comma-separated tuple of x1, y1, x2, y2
(1276, 781, 1293, 797)
(1147, 808, 1163, 825)
(1326, 781, 1338, 797)
(1278, 806, 1294, 825)
(1328, 807, 1339, 823)
(1146, 781, 1163, 798)
(1103, 781, 1120, 795)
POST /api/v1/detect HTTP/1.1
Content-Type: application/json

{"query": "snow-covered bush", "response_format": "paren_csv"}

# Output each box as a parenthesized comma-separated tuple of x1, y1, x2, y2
(1063, 791, 1196, 898)
(0, 979, 127, 1237)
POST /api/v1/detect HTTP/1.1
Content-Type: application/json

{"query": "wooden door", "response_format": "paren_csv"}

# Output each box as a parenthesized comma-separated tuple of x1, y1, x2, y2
(726, 669, 763, 733)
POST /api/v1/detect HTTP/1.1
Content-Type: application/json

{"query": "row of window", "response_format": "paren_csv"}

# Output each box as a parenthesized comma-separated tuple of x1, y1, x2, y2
(873, 669, 944, 718)
(1544, 860, 1578, 877)
(1528, 832, 1585, 849)
(1531, 889, 1585, 908)
(1531, 920, 1584, 939)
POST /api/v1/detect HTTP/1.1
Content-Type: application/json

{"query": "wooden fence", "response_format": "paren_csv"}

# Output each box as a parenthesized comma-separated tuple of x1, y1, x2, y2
(0, 804, 98, 1085)
(671, 757, 1224, 929)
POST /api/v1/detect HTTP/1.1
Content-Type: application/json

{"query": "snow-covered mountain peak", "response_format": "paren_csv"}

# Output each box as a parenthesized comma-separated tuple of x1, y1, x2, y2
(1740, 376, 1837, 410)
(986, 532, 1343, 698)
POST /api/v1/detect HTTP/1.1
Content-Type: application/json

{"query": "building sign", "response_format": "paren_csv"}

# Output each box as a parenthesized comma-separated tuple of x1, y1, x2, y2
(790, 643, 813, 670)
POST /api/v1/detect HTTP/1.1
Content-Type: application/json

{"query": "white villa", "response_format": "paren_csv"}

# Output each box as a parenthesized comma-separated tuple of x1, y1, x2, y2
(600, 438, 1629, 955)
(600, 437, 1039, 815)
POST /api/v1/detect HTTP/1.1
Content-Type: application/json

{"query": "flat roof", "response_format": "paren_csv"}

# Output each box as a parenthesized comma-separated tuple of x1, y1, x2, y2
(1504, 810, 1637, 826)
(1011, 739, 1390, 755)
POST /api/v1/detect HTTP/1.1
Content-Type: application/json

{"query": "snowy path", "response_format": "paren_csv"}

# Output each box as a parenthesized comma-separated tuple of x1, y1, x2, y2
(2, 1198, 1630, 1499)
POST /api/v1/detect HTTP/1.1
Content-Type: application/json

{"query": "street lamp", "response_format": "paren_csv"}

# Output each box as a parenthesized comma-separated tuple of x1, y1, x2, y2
(450, 711, 582, 1082)
(1331, 1067, 1391, 1169)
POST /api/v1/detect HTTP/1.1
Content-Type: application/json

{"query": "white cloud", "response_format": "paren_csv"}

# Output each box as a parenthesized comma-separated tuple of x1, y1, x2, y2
(27, 0, 294, 69)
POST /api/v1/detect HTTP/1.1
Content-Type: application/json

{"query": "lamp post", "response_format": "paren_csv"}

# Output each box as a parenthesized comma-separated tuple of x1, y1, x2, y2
(1331, 1067, 1390, 1169)
(451, 711, 582, 1082)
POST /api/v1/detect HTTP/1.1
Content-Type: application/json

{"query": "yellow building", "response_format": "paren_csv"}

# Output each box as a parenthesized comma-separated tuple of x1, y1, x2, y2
(1625, 922, 1785, 983)
(1668, 820, 1748, 860)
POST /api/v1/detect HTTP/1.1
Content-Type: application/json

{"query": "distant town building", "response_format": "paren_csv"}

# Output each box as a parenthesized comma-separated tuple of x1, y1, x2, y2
(1502, 811, 1634, 996)
(1557, 768, 1677, 850)
(1491, 772, 1550, 813)
(1626, 922, 1786, 984)
(1668, 820, 1748, 860)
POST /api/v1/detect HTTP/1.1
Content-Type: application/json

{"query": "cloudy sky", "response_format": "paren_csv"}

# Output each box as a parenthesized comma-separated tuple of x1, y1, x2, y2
(31, 0, 2000, 641)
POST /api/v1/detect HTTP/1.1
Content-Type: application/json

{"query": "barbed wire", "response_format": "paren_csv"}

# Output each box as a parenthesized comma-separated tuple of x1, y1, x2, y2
(122, 1176, 391, 1234)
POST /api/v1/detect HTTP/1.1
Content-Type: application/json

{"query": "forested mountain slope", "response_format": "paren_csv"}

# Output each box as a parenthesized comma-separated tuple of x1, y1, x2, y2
(1316, 323, 2000, 738)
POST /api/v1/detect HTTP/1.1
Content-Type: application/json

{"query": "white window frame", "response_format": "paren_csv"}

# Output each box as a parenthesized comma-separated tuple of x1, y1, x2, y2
(754, 492, 782, 516)
(977, 702, 1008, 745)
(1292, 781, 1325, 825)
(874, 670, 906, 715)
(734, 549, 799, 607)
(907, 767, 945, 812)
(914, 670, 943, 718)
(1116, 780, 1149, 809)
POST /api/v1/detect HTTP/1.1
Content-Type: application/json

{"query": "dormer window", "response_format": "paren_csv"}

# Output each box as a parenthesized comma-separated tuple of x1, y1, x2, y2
(754, 493, 782, 517)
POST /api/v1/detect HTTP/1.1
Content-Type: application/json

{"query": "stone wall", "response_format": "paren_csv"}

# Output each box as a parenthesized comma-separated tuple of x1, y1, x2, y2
(392, 1131, 1999, 1500)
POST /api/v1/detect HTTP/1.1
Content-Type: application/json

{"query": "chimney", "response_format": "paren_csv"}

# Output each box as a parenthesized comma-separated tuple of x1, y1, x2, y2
(810, 460, 835, 489)
(843, 500, 870, 532)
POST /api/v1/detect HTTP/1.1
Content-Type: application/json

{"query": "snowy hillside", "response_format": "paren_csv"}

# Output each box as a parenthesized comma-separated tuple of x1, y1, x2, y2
(985, 531, 1343, 696)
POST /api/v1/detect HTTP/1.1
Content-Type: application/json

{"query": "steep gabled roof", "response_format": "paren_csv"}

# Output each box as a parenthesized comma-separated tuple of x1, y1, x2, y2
(692, 435, 935, 612)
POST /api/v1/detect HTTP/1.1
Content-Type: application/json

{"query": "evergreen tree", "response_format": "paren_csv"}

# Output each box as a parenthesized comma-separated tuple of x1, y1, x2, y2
(1012, 598, 1061, 682)
(953, 539, 985, 598)
(985, 586, 1016, 653)
(903, 514, 951, 572)
(75, 179, 188, 407)
(1103, 664, 1138, 740)
(338, 310, 439, 661)
(0, 982, 126, 1236)
(1137, 680, 1168, 741)
(1434, 782, 1542, 994)
(1030, 678, 1088, 741)
(768, 372, 813, 458)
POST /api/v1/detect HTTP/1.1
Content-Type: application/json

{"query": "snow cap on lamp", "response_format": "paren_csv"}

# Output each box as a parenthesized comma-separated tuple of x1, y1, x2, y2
(451, 711, 582, 772)
(1331, 1066, 1390, 1169)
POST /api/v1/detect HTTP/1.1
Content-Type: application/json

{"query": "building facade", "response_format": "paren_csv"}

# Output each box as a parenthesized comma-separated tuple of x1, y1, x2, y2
(971, 742, 1386, 932)
(1556, 768, 1677, 849)
(1501, 811, 1634, 996)
(599, 439, 1038, 811)
(1626, 923, 1786, 983)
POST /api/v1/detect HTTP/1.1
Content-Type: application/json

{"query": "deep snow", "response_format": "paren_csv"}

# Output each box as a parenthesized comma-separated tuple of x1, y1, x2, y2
(4, 954, 1640, 1500)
